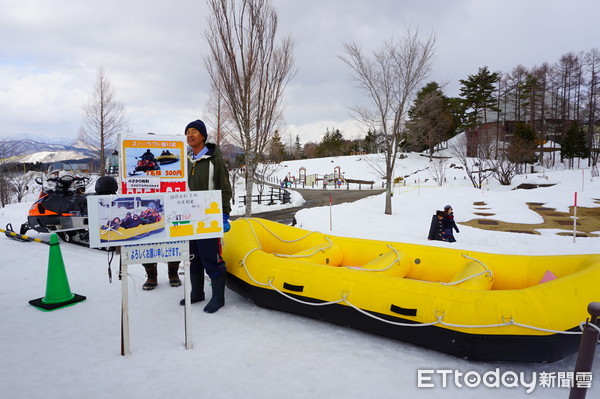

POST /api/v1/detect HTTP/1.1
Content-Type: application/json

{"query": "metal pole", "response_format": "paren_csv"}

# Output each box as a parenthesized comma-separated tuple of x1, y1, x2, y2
(183, 257, 192, 349)
(569, 302, 600, 399)
(120, 255, 130, 356)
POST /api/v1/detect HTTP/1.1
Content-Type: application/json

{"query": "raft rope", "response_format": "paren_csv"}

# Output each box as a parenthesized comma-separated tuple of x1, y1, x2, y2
(346, 245, 400, 272)
(272, 237, 334, 258)
(237, 218, 587, 335)
(439, 254, 494, 286)
(252, 216, 401, 271)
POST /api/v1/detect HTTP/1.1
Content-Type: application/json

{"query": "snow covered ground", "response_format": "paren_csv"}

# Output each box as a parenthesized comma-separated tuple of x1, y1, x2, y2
(0, 151, 599, 399)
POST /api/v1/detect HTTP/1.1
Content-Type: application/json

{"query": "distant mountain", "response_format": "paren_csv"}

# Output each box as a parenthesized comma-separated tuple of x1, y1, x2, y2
(2, 139, 96, 164)
(2, 138, 241, 165)
(219, 142, 244, 166)
(2, 133, 78, 145)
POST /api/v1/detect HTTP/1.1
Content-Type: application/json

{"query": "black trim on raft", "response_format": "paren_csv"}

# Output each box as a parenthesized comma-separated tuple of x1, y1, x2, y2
(390, 304, 417, 317)
(283, 282, 304, 292)
(226, 272, 580, 363)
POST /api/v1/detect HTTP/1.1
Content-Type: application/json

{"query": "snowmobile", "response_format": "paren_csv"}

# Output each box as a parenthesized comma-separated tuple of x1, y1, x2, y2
(20, 174, 118, 246)
(128, 151, 161, 176)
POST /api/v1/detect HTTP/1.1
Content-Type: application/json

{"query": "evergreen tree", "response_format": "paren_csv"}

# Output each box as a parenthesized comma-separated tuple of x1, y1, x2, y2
(268, 130, 286, 162)
(459, 66, 500, 127)
(561, 123, 589, 168)
(318, 128, 345, 156)
(406, 81, 456, 156)
(294, 135, 302, 158)
(363, 129, 384, 153)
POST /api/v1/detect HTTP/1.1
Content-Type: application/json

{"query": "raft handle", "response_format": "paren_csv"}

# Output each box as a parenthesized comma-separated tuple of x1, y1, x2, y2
(283, 282, 304, 292)
(390, 304, 417, 317)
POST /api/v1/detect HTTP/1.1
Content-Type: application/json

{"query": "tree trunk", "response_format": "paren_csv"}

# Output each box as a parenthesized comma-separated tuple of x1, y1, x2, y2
(384, 175, 393, 215)
(245, 162, 254, 217)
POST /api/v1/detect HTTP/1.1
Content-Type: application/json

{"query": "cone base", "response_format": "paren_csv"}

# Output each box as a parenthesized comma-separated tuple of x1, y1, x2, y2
(29, 294, 86, 311)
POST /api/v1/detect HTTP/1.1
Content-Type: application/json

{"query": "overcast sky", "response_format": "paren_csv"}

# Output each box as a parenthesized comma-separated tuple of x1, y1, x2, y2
(1, 0, 598, 146)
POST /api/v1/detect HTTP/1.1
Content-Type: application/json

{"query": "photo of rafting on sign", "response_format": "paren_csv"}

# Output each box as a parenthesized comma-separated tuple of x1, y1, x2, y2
(96, 196, 166, 244)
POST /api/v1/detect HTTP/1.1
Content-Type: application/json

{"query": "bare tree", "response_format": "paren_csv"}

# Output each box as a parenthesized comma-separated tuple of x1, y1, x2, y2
(428, 158, 448, 186)
(340, 27, 435, 214)
(0, 140, 18, 207)
(254, 161, 282, 195)
(0, 174, 10, 207)
(449, 134, 495, 189)
(204, 85, 233, 147)
(205, 0, 295, 217)
(491, 153, 517, 186)
(78, 67, 128, 176)
(584, 48, 600, 172)
(9, 172, 30, 203)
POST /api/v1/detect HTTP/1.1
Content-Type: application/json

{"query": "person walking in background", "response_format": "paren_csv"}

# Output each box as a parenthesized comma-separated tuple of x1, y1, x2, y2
(442, 205, 460, 242)
(428, 210, 446, 241)
(182, 119, 232, 313)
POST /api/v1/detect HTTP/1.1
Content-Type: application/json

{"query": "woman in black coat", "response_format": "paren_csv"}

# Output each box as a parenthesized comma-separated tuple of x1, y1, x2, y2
(428, 210, 446, 241)
(442, 205, 460, 242)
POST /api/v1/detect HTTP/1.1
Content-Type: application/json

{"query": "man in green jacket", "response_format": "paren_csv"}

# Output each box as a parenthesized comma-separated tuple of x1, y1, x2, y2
(182, 119, 232, 313)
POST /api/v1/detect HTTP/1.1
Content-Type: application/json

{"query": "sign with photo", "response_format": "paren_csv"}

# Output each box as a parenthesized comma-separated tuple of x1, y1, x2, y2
(87, 191, 223, 248)
(120, 134, 187, 194)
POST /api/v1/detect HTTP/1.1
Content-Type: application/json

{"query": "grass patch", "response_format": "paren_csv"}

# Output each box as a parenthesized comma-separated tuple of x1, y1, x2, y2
(464, 202, 600, 237)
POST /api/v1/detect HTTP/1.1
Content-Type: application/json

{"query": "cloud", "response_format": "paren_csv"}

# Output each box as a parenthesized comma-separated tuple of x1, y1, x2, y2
(1, 0, 599, 143)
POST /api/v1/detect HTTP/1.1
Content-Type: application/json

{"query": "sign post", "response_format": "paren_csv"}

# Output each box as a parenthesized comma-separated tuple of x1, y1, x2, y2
(89, 134, 224, 354)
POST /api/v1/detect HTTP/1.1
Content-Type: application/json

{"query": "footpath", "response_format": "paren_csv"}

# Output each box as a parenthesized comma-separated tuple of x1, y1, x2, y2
(235, 187, 385, 225)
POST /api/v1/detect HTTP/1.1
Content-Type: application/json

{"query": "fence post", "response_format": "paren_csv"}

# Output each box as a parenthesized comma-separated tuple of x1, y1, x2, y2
(569, 302, 600, 399)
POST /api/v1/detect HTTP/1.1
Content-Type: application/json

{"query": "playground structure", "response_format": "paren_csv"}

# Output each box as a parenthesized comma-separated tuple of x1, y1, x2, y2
(267, 165, 377, 190)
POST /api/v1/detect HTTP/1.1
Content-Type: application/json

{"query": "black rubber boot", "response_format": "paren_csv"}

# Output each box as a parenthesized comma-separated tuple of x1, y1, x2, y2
(142, 264, 158, 290)
(203, 274, 226, 313)
(168, 262, 181, 287)
(179, 272, 205, 306)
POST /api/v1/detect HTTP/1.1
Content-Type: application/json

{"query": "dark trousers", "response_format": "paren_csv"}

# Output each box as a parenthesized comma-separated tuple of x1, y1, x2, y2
(189, 238, 226, 279)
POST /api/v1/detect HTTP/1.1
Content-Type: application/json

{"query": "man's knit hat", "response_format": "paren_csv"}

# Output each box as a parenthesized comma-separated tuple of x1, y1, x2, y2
(185, 119, 207, 141)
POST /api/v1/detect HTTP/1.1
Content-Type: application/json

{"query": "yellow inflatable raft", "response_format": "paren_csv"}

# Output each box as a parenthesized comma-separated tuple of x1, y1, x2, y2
(100, 219, 165, 243)
(222, 218, 600, 362)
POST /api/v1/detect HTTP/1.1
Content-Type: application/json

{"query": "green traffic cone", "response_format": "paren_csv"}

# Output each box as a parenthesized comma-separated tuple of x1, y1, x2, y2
(29, 233, 86, 311)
